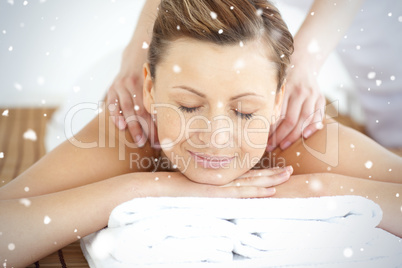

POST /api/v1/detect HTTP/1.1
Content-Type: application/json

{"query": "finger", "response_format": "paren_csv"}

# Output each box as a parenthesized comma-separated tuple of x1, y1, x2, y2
(268, 95, 304, 151)
(279, 97, 316, 150)
(114, 83, 146, 146)
(302, 95, 326, 139)
(230, 166, 293, 188)
(238, 166, 288, 178)
(107, 88, 126, 129)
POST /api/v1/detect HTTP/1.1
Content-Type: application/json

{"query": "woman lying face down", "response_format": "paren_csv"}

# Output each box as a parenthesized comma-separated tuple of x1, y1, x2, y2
(0, 0, 401, 267)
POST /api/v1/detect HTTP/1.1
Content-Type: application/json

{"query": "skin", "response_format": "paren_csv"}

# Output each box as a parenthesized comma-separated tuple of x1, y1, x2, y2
(0, 38, 401, 268)
(108, 0, 366, 152)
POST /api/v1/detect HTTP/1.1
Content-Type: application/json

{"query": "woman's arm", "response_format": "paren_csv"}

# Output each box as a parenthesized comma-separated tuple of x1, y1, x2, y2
(275, 173, 402, 237)
(0, 109, 158, 200)
(274, 119, 402, 183)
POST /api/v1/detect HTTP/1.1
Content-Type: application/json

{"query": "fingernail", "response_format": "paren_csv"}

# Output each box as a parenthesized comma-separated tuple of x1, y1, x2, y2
(266, 145, 276, 152)
(135, 135, 143, 145)
(286, 165, 293, 174)
(118, 117, 127, 130)
(303, 129, 312, 139)
(266, 187, 276, 195)
(280, 141, 291, 150)
(153, 141, 160, 149)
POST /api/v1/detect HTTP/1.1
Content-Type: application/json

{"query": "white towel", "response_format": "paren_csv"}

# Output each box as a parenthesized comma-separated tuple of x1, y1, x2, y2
(81, 196, 402, 268)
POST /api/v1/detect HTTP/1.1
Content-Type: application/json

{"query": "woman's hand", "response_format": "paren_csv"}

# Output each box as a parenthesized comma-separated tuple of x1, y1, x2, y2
(267, 60, 326, 152)
(139, 166, 293, 199)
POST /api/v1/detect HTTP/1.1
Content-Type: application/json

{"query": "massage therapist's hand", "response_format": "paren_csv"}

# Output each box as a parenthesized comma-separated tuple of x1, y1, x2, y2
(106, 47, 158, 148)
(267, 60, 326, 152)
(136, 166, 293, 198)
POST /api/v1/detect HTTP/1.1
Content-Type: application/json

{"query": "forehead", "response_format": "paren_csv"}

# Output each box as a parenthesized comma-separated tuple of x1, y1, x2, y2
(155, 38, 278, 95)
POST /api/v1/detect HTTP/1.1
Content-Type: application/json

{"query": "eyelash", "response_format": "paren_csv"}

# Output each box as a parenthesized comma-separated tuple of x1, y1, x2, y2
(178, 106, 254, 120)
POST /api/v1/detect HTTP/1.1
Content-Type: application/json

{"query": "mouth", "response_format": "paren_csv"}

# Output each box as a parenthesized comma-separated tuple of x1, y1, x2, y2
(188, 150, 235, 169)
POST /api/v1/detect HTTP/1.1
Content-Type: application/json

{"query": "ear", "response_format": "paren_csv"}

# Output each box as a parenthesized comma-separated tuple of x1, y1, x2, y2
(143, 63, 155, 115)
(272, 80, 285, 124)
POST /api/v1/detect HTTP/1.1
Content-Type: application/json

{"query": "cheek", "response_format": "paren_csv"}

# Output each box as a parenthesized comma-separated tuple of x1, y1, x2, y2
(156, 106, 185, 146)
(241, 116, 270, 151)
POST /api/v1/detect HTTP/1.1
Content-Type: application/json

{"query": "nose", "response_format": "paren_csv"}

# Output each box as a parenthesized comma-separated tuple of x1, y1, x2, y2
(198, 115, 233, 148)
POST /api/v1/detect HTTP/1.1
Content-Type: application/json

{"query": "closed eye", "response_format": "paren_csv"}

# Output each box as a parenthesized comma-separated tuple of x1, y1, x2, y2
(178, 106, 200, 113)
(235, 110, 254, 120)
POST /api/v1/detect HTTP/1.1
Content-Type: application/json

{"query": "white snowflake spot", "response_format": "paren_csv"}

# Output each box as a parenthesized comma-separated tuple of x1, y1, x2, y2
(307, 39, 320, 53)
(350, 188, 354, 192)
(23, 1, 28, 5)
(364, 160, 373, 169)
(172, 164, 177, 169)
(316, 122, 324, 130)
(44, 215, 52, 224)
(8, 243, 15, 251)
(327, 166, 332, 171)
(239, 41, 244, 47)
(389, 168, 392, 172)
(367, 71, 376, 79)
(37, 76, 45, 86)
(217, 101, 223, 108)
(0, 152, 4, 158)
(309, 179, 322, 192)
(256, 8, 263, 16)
(305, 180, 309, 184)
(74, 228, 78, 233)
(14, 83, 22, 91)
(310, 12, 315, 16)
(2, 30, 6, 34)
(133, 94, 136, 98)
(217, 174, 222, 178)
(134, 105, 140, 111)
(396, 193, 399, 197)
(24, 186, 29, 192)
(142, 42, 149, 49)
(173, 64, 181, 73)
(176, 25, 180, 30)
(280, 54, 285, 58)
(23, 129, 37, 141)
(376, 120, 379, 124)
(350, 144, 355, 150)
(398, 16, 402, 22)
(218, 29, 223, 34)
(168, 175, 171, 178)
(390, 75, 396, 81)
(230, 6, 234, 10)
(155, 177, 159, 181)
(296, 152, 300, 156)
(8, 46, 13, 51)
(210, 11, 217, 19)
(376, 80, 382, 86)
(2, 110, 9, 117)
(388, 12, 392, 17)
(234, 59, 245, 70)
(356, 45, 361, 50)
(19, 198, 31, 207)
(367, 88, 371, 91)
(50, 25, 56, 31)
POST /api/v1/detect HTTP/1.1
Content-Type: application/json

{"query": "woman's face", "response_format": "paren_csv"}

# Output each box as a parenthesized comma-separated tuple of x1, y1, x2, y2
(144, 38, 282, 185)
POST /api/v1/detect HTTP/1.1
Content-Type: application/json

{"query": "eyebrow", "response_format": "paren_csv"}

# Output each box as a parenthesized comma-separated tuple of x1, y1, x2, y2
(172, 86, 266, 101)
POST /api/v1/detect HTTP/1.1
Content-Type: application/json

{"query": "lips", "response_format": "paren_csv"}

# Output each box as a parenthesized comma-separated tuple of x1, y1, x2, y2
(189, 151, 234, 169)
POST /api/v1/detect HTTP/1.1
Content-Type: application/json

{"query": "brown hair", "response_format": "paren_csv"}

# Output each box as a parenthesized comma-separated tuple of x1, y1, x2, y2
(148, 0, 294, 91)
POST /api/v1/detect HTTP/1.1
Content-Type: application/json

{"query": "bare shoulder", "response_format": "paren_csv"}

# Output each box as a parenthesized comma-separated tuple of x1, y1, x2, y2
(0, 109, 160, 199)
(270, 119, 402, 183)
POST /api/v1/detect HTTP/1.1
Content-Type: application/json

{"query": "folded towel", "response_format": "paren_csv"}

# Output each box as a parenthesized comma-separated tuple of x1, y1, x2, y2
(81, 196, 402, 268)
